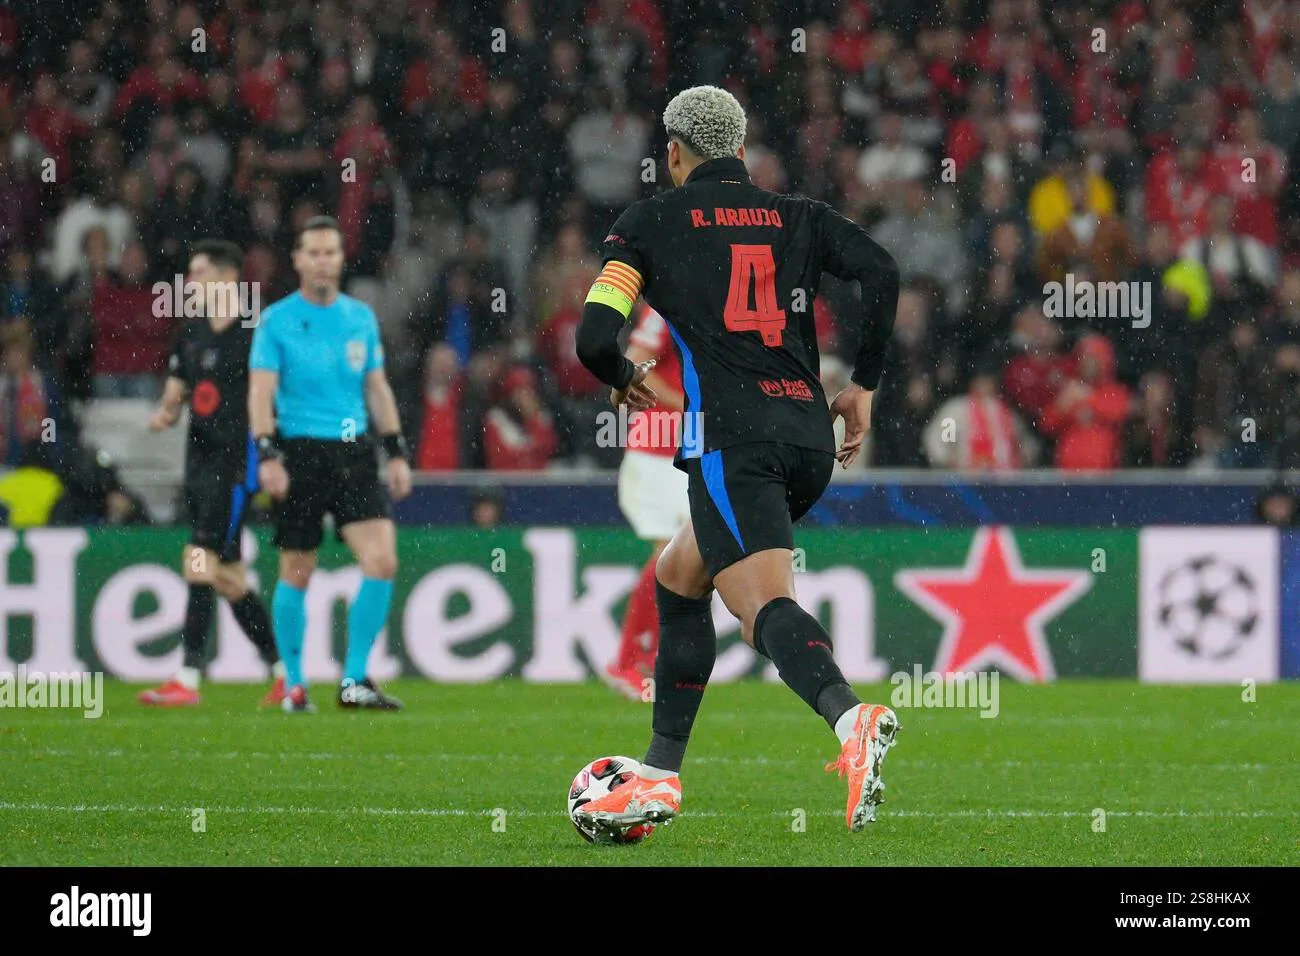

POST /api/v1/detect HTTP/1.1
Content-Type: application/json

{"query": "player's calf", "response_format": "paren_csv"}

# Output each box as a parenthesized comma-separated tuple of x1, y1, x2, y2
(339, 521, 399, 705)
(642, 580, 716, 775)
(751, 596, 861, 726)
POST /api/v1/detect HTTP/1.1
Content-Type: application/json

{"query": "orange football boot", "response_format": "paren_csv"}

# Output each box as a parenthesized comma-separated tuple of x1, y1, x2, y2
(825, 703, 900, 831)
(260, 675, 286, 708)
(138, 680, 200, 707)
(574, 764, 682, 837)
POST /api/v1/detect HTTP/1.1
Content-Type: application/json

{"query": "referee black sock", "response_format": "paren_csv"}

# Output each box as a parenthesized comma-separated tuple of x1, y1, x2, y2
(181, 584, 216, 670)
(753, 597, 860, 730)
(230, 591, 279, 666)
(644, 581, 716, 775)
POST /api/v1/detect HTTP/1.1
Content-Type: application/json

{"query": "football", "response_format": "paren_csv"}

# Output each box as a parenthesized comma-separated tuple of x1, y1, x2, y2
(567, 756, 655, 844)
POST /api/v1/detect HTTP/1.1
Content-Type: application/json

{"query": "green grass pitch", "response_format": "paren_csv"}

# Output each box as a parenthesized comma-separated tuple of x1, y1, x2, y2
(1, 680, 1296, 866)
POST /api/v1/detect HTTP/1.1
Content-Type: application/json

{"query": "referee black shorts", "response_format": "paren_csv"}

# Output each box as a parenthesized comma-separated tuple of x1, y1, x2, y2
(184, 437, 258, 564)
(274, 436, 391, 551)
(684, 441, 835, 579)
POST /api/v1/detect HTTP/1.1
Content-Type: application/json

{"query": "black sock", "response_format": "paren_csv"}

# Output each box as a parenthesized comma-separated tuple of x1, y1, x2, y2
(753, 597, 860, 730)
(230, 591, 279, 666)
(644, 581, 716, 774)
(181, 584, 216, 670)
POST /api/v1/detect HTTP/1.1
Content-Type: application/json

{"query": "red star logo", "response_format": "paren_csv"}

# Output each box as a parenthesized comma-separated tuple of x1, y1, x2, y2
(894, 527, 1092, 682)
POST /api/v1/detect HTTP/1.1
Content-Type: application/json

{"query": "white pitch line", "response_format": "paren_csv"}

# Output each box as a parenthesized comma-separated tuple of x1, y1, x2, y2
(17, 748, 1292, 773)
(0, 802, 1294, 820)
(13, 713, 1300, 734)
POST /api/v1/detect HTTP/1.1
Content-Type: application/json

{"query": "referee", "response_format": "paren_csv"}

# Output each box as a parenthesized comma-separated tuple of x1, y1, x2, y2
(249, 216, 411, 712)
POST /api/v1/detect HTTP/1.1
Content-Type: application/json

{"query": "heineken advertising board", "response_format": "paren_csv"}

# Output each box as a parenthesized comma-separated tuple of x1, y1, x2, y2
(0, 526, 1283, 683)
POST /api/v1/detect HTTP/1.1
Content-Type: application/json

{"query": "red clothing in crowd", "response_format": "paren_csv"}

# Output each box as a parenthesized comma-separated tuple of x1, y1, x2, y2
(1144, 150, 1219, 248)
(1037, 335, 1132, 470)
(1245, 0, 1290, 80)
(113, 63, 206, 118)
(416, 380, 462, 471)
(1213, 139, 1286, 247)
(944, 115, 984, 175)
(332, 124, 394, 259)
(401, 56, 487, 114)
(1002, 351, 1075, 424)
(1071, 57, 1128, 130)
(484, 367, 558, 470)
(0, 368, 49, 464)
(585, 0, 667, 87)
(90, 280, 173, 375)
(484, 408, 558, 469)
(829, 2, 873, 75)
(24, 101, 89, 184)
(238, 57, 288, 126)
(536, 307, 606, 398)
(964, 396, 1023, 470)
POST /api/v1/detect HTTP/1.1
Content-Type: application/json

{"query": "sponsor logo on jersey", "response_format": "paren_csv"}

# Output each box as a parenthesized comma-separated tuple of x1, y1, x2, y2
(759, 378, 814, 401)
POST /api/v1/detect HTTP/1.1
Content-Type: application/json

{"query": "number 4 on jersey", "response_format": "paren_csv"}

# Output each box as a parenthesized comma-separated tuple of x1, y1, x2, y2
(724, 244, 786, 346)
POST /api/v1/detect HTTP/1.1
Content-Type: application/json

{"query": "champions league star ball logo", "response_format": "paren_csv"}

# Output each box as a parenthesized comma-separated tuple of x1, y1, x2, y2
(1156, 555, 1259, 660)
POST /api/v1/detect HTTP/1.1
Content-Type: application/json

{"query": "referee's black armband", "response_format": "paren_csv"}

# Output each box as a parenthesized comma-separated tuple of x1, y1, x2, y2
(380, 432, 410, 463)
(576, 300, 636, 391)
(255, 435, 283, 461)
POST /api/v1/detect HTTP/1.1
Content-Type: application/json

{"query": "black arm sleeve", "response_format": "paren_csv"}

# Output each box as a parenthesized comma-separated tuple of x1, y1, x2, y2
(165, 323, 191, 384)
(577, 202, 653, 390)
(576, 300, 636, 391)
(813, 202, 900, 390)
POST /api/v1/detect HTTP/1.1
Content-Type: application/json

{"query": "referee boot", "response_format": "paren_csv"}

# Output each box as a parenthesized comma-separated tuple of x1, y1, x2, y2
(282, 685, 317, 714)
(338, 677, 403, 711)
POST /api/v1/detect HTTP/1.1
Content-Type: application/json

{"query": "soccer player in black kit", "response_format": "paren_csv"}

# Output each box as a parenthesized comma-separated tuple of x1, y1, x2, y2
(574, 86, 902, 838)
(139, 240, 285, 707)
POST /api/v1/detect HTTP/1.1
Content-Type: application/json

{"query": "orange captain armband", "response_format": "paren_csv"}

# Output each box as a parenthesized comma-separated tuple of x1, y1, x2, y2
(585, 260, 644, 319)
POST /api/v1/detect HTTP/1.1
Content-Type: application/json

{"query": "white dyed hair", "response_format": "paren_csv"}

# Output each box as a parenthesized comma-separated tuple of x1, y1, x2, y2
(662, 85, 746, 160)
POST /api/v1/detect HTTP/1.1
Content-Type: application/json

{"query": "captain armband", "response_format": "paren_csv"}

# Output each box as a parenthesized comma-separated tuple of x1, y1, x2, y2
(584, 261, 644, 319)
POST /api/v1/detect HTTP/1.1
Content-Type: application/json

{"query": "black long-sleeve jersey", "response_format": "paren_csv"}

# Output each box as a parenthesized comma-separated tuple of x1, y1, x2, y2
(166, 317, 254, 455)
(579, 156, 899, 469)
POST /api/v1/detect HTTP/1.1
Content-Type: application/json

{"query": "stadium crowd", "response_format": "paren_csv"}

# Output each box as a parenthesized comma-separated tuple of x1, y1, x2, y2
(4, 0, 1300, 503)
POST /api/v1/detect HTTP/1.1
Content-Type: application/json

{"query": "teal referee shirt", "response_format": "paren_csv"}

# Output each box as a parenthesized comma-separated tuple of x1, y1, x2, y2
(249, 291, 385, 439)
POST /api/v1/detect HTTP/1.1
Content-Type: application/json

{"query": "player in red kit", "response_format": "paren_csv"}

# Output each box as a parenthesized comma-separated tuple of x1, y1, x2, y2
(603, 303, 691, 699)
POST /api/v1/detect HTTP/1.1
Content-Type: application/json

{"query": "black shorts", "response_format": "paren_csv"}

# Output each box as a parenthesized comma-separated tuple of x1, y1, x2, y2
(184, 438, 258, 564)
(274, 436, 391, 551)
(685, 442, 834, 578)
